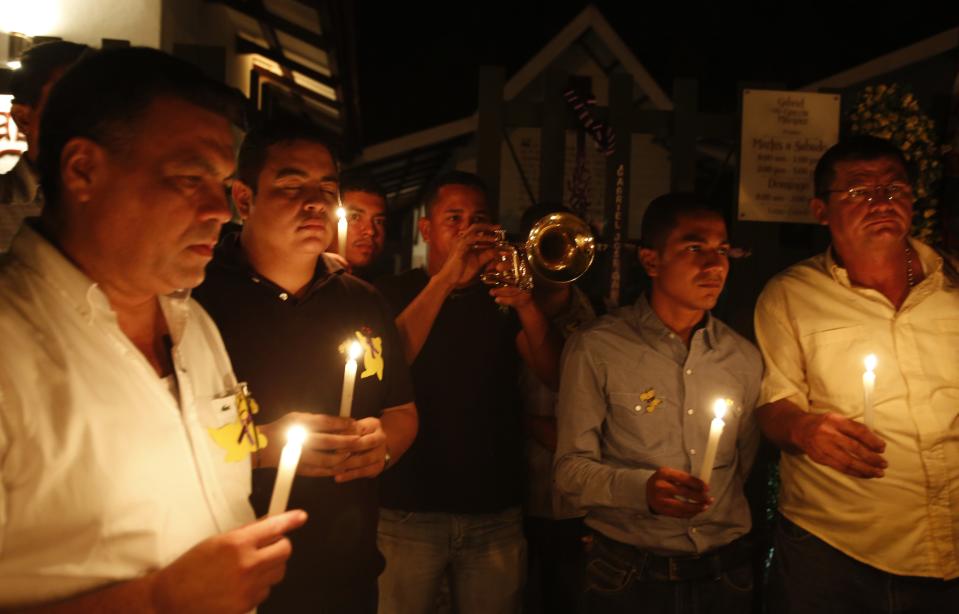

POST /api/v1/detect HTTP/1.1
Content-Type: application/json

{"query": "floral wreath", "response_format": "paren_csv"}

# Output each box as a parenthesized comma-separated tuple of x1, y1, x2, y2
(847, 83, 947, 245)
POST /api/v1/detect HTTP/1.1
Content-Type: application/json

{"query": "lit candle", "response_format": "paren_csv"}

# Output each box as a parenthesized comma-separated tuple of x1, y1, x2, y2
(698, 399, 728, 485)
(336, 206, 348, 256)
(268, 425, 307, 516)
(339, 340, 363, 418)
(863, 354, 877, 430)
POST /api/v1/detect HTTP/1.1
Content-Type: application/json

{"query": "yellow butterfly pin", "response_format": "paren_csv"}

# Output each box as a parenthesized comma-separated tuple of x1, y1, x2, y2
(208, 384, 267, 462)
(636, 388, 662, 413)
(355, 329, 384, 381)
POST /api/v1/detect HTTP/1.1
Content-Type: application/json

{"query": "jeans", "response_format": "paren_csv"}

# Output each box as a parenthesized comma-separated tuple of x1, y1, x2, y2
(768, 515, 959, 614)
(377, 507, 526, 614)
(584, 532, 754, 614)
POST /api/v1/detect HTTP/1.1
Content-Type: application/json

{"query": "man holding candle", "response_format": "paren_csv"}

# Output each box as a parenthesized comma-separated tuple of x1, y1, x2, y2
(554, 193, 762, 613)
(0, 48, 307, 612)
(193, 120, 417, 614)
(374, 170, 561, 614)
(754, 136, 959, 612)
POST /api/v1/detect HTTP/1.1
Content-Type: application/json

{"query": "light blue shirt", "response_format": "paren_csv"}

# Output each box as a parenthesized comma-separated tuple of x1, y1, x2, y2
(555, 295, 762, 555)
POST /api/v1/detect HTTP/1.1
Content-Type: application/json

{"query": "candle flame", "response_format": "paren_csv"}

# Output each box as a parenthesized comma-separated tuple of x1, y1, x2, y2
(286, 425, 307, 446)
(336, 206, 346, 221)
(864, 354, 877, 372)
(712, 398, 728, 420)
(347, 340, 363, 361)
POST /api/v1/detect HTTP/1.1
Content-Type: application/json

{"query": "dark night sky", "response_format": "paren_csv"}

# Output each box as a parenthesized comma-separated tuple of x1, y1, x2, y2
(353, 1, 958, 146)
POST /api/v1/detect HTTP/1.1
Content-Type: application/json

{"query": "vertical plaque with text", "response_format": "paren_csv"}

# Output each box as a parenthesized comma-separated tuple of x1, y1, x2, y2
(738, 89, 840, 223)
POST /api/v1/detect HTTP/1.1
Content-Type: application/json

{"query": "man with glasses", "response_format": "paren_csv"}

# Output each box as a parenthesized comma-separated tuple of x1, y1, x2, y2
(754, 135, 959, 613)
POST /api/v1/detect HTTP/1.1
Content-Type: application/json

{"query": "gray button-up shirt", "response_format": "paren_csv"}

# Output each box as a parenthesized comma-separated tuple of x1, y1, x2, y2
(554, 296, 762, 555)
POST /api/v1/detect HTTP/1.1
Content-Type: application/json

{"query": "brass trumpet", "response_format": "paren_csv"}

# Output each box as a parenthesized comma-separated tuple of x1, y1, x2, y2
(480, 212, 596, 290)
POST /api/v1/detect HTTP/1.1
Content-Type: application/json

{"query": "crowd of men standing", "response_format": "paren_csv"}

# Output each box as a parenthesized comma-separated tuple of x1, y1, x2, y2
(0, 42, 956, 614)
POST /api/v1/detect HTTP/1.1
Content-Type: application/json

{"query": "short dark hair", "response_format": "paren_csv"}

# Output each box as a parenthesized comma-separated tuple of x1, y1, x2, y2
(813, 135, 914, 197)
(236, 119, 339, 191)
(339, 170, 386, 201)
(422, 170, 488, 216)
(640, 192, 722, 250)
(11, 41, 90, 106)
(38, 47, 248, 209)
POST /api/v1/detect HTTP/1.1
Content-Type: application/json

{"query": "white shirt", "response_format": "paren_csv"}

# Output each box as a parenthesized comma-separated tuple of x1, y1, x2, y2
(755, 239, 959, 579)
(0, 224, 255, 606)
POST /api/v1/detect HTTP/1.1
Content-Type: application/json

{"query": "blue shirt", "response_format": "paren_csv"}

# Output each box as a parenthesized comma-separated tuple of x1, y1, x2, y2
(554, 295, 762, 555)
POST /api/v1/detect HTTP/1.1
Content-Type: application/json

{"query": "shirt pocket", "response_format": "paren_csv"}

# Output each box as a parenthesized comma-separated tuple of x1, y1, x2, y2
(200, 389, 260, 465)
(208, 391, 240, 428)
(801, 325, 864, 415)
(932, 319, 959, 385)
(606, 390, 674, 462)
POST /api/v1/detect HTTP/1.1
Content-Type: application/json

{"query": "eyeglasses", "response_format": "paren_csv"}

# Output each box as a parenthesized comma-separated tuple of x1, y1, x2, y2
(822, 183, 913, 204)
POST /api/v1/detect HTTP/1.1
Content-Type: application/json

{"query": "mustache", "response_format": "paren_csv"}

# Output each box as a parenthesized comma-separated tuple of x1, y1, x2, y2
(864, 212, 901, 223)
(186, 222, 222, 245)
(695, 274, 724, 285)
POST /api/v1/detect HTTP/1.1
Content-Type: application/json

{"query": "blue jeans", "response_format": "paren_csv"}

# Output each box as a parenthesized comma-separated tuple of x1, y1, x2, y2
(584, 532, 754, 614)
(768, 515, 959, 614)
(377, 507, 526, 614)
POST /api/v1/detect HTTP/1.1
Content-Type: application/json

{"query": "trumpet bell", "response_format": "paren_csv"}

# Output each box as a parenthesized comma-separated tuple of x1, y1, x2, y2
(526, 212, 595, 284)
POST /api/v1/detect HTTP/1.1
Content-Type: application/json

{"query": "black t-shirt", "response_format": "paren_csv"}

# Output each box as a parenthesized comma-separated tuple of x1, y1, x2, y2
(193, 233, 413, 604)
(375, 268, 524, 513)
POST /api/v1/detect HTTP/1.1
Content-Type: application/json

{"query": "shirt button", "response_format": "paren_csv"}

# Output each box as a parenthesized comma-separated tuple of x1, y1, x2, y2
(689, 448, 696, 455)
(685, 368, 693, 375)
(691, 527, 699, 534)
(634, 404, 642, 412)
(687, 408, 695, 415)
(668, 333, 676, 339)
(279, 292, 289, 301)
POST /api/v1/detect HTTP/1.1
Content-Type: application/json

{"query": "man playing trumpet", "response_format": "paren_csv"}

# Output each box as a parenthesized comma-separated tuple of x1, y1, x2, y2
(374, 170, 561, 614)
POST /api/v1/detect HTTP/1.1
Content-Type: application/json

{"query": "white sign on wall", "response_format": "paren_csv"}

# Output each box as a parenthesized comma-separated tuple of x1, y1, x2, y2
(738, 89, 840, 224)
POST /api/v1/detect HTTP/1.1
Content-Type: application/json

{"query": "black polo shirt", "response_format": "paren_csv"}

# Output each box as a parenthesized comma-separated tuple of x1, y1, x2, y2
(193, 232, 413, 610)
(375, 268, 524, 514)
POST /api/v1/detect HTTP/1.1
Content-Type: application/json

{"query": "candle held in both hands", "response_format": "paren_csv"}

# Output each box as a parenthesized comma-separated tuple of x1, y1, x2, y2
(267, 425, 307, 516)
(698, 399, 728, 486)
(339, 340, 363, 418)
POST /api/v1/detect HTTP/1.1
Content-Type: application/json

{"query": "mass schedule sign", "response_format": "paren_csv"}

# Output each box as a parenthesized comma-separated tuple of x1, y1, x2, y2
(738, 89, 840, 224)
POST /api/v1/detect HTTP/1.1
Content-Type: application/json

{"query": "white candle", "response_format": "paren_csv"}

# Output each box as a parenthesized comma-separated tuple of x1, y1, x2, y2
(339, 340, 363, 418)
(267, 425, 307, 516)
(336, 206, 348, 256)
(863, 354, 877, 430)
(698, 399, 728, 485)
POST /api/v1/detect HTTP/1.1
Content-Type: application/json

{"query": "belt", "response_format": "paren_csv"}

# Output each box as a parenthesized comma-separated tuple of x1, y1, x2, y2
(593, 532, 753, 582)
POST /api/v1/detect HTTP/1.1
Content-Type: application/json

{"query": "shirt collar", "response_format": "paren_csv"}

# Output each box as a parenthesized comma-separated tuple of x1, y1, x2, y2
(10, 221, 111, 321)
(213, 227, 346, 300)
(9, 221, 192, 329)
(825, 238, 944, 290)
(631, 294, 718, 351)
